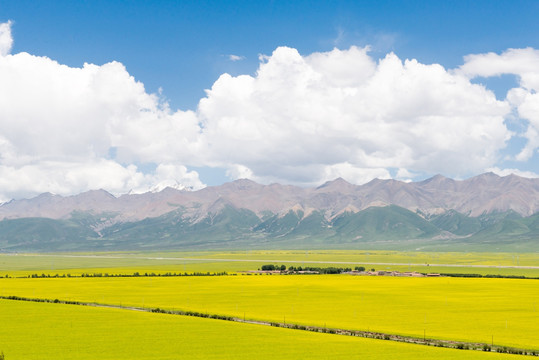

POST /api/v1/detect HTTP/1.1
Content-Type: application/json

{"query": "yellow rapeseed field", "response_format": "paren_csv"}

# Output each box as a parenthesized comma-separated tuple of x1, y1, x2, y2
(1, 275, 537, 350)
(0, 299, 527, 360)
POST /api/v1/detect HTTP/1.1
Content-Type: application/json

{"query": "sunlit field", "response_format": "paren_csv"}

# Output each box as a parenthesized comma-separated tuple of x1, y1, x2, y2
(0, 299, 528, 360)
(1, 250, 537, 358)
(1, 275, 537, 350)
(189, 250, 539, 267)
(1, 250, 538, 277)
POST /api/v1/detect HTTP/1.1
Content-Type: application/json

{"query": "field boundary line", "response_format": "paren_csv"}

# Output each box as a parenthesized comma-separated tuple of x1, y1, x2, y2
(1, 295, 537, 356)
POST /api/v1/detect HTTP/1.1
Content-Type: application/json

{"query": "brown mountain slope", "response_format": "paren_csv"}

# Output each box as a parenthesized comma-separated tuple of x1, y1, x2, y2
(0, 173, 538, 224)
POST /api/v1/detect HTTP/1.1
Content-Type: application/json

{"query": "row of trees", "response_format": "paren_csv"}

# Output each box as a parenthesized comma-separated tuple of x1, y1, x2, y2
(27, 271, 228, 278)
(260, 264, 287, 271)
(259, 264, 368, 274)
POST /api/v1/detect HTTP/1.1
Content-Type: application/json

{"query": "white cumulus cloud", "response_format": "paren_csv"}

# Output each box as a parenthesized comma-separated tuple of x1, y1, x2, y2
(1, 20, 536, 199)
(0, 21, 204, 201)
(0, 20, 13, 56)
(0, 161, 202, 202)
(487, 167, 539, 179)
(459, 48, 539, 91)
(458, 48, 539, 162)
(198, 46, 511, 186)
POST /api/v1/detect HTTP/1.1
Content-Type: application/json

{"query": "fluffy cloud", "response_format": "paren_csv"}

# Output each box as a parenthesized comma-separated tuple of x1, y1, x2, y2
(0, 21, 204, 201)
(2, 19, 537, 200)
(459, 48, 539, 91)
(458, 48, 539, 161)
(0, 161, 201, 201)
(0, 20, 12, 56)
(487, 167, 539, 179)
(228, 54, 245, 61)
(0, 54, 203, 164)
(508, 87, 539, 161)
(198, 46, 511, 185)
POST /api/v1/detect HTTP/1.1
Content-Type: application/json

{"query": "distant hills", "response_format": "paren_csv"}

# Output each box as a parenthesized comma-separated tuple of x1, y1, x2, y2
(1, 172, 538, 252)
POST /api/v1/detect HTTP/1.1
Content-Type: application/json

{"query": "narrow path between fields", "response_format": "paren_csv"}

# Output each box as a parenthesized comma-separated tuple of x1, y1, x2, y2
(1, 295, 536, 356)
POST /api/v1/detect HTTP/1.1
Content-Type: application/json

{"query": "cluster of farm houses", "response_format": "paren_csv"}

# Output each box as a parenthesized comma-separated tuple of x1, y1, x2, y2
(243, 266, 441, 277)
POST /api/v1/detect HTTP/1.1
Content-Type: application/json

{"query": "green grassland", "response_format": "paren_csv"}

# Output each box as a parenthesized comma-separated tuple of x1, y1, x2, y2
(1, 275, 537, 350)
(0, 299, 528, 360)
(1, 250, 538, 277)
(190, 250, 539, 266)
(2, 207, 539, 252)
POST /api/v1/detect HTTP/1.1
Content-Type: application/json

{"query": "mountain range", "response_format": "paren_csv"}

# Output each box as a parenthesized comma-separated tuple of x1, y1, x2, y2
(1, 172, 538, 252)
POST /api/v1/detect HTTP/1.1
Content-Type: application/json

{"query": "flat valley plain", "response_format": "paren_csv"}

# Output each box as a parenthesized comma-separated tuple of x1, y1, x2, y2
(0, 250, 538, 359)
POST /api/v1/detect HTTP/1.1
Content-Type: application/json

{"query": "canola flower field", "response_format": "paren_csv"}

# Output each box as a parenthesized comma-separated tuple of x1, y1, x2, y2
(0, 274, 537, 349)
(0, 299, 527, 360)
(0, 250, 537, 359)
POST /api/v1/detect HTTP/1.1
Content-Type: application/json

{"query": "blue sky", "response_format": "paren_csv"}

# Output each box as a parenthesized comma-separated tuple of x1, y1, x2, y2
(0, 0, 539, 199)
(5, 1, 538, 108)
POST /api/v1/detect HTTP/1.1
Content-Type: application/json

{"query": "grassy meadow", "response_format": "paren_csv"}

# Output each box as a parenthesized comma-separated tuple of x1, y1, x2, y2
(1, 250, 538, 277)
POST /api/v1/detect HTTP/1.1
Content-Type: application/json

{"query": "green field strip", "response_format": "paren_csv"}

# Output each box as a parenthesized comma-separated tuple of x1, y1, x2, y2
(8, 253, 539, 268)
(2, 251, 539, 278)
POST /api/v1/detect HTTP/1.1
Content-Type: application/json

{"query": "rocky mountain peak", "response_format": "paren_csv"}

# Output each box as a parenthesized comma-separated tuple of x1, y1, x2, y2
(0, 172, 538, 222)
(316, 177, 355, 192)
